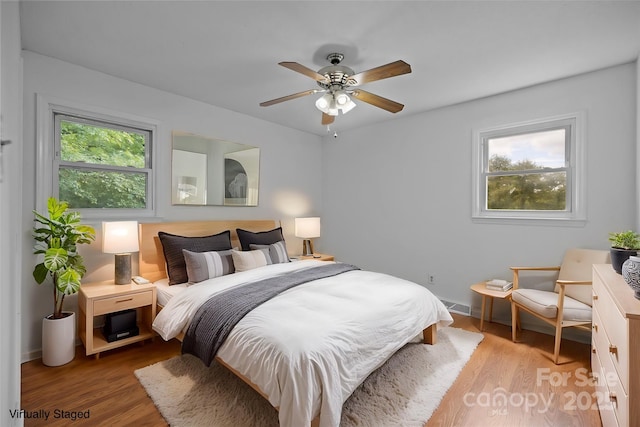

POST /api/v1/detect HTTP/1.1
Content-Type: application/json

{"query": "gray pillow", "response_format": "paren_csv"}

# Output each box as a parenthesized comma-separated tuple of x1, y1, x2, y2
(158, 231, 232, 285)
(236, 227, 284, 251)
(250, 240, 290, 264)
(182, 249, 234, 284)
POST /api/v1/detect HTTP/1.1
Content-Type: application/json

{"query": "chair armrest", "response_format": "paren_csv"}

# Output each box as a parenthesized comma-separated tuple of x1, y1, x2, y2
(556, 280, 592, 286)
(510, 266, 561, 272)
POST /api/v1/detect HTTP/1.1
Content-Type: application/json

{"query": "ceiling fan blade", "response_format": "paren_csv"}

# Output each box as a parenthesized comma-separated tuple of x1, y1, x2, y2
(351, 90, 405, 113)
(279, 62, 328, 83)
(348, 60, 411, 86)
(259, 89, 317, 107)
(321, 113, 335, 125)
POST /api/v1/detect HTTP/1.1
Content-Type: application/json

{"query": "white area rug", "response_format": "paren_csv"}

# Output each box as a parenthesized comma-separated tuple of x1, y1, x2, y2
(135, 327, 483, 427)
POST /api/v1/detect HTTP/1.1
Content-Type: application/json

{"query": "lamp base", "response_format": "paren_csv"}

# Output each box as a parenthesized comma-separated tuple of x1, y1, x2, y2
(114, 253, 132, 285)
(302, 239, 315, 257)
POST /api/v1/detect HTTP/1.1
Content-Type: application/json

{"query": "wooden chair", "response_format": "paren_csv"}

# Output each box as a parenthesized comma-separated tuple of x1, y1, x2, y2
(510, 248, 610, 364)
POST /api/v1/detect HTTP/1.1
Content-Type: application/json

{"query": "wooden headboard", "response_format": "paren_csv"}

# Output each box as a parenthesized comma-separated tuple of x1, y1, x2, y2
(138, 220, 278, 282)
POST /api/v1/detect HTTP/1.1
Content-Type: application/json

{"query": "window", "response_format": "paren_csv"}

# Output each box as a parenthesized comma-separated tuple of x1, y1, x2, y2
(472, 113, 585, 224)
(37, 95, 157, 218)
(54, 114, 151, 209)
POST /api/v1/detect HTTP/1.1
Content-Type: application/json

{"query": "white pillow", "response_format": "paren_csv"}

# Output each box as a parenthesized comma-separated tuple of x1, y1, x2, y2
(231, 249, 272, 272)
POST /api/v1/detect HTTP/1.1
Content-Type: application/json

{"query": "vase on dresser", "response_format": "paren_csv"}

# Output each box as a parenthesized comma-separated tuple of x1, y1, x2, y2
(621, 256, 640, 299)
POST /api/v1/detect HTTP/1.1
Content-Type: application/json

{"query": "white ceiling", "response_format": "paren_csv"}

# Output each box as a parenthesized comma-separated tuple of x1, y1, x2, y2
(20, 1, 640, 136)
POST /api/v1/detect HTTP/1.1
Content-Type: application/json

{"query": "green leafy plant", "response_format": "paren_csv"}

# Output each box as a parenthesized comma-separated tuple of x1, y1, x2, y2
(33, 197, 96, 319)
(608, 230, 640, 250)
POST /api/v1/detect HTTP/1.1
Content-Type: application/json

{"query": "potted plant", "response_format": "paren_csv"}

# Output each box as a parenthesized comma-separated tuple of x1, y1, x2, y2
(33, 197, 95, 366)
(608, 230, 640, 274)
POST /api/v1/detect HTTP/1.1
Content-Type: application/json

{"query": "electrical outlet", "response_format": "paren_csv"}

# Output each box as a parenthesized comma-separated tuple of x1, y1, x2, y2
(428, 274, 435, 285)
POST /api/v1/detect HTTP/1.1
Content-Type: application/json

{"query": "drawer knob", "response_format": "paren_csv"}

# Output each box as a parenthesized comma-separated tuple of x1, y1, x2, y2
(609, 344, 618, 354)
(116, 298, 134, 303)
(592, 347, 596, 354)
(592, 294, 598, 300)
(609, 392, 617, 403)
(592, 324, 598, 332)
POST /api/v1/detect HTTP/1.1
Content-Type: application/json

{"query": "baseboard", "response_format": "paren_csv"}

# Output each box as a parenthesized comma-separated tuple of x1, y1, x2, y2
(439, 298, 471, 316)
(22, 350, 41, 364)
(22, 340, 83, 364)
(467, 311, 591, 345)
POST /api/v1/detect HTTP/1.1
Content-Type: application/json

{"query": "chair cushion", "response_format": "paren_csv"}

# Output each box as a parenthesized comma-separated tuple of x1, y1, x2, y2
(512, 288, 592, 322)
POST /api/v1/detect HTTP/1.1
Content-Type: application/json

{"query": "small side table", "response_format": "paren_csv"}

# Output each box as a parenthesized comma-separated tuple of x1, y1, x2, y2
(470, 281, 513, 331)
(297, 253, 335, 262)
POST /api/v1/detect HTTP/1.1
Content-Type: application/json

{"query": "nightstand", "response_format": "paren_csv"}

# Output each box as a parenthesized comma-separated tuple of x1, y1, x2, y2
(78, 281, 156, 359)
(298, 253, 335, 261)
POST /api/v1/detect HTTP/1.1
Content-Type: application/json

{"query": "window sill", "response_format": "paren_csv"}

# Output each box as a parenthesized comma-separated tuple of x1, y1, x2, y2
(471, 215, 587, 227)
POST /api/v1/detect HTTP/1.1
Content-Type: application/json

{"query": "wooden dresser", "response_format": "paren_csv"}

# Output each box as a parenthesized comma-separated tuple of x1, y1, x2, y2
(592, 264, 640, 427)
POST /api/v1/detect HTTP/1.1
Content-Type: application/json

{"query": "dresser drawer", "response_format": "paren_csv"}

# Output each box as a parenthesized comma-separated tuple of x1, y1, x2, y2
(592, 349, 624, 427)
(93, 290, 153, 316)
(592, 287, 629, 392)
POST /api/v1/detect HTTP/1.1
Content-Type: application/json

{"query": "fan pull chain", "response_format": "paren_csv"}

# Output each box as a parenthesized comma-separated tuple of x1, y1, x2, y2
(326, 126, 338, 139)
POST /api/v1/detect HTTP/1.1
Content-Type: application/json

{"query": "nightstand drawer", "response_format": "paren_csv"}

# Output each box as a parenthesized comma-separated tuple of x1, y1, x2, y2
(93, 291, 153, 316)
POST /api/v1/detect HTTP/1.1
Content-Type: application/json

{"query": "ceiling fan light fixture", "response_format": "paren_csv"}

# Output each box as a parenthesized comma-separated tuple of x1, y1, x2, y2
(315, 93, 333, 113)
(316, 90, 357, 116)
(340, 97, 357, 114)
(334, 91, 350, 106)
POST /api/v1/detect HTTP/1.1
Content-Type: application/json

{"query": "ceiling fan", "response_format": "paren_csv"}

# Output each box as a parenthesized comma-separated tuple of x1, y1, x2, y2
(260, 53, 412, 125)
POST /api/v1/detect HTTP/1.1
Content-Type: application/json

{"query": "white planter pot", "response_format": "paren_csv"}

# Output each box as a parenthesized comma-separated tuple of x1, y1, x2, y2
(42, 311, 76, 366)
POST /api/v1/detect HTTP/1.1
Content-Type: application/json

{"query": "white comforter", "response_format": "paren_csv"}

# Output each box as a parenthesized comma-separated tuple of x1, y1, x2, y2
(153, 261, 453, 427)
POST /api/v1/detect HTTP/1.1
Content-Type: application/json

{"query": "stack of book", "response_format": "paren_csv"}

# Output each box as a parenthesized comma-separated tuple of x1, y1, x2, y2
(486, 279, 513, 292)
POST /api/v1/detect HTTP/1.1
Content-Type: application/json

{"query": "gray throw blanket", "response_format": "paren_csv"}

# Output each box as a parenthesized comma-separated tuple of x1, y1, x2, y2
(182, 262, 360, 366)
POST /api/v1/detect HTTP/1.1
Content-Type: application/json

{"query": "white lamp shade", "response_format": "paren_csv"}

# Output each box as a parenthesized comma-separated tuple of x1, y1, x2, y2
(102, 221, 140, 254)
(295, 217, 321, 239)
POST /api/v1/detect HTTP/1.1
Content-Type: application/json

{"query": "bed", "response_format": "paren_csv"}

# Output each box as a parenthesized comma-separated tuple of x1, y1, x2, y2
(139, 220, 453, 427)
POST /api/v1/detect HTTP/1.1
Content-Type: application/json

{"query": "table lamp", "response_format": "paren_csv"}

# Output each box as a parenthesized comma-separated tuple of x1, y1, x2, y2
(102, 221, 139, 285)
(295, 217, 321, 257)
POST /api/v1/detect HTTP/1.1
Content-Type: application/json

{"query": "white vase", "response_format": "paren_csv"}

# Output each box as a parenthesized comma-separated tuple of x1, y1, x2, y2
(42, 311, 76, 366)
(622, 256, 640, 300)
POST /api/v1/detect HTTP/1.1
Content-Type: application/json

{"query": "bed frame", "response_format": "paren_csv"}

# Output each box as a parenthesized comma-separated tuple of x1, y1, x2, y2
(138, 219, 437, 427)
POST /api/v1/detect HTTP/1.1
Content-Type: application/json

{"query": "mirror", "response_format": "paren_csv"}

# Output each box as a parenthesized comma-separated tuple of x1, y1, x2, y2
(172, 131, 260, 206)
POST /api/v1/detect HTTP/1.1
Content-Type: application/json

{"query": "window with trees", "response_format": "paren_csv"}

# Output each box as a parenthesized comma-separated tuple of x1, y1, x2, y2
(36, 95, 156, 218)
(472, 113, 585, 224)
(54, 113, 152, 210)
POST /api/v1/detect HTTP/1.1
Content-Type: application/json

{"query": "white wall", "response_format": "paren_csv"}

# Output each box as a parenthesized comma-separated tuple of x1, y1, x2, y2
(21, 51, 323, 360)
(1, 1, 24, 423)
(322, 63, 638, 332)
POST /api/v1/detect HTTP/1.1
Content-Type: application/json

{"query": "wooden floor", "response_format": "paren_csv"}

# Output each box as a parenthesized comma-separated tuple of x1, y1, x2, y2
(21, 314, 603, 427)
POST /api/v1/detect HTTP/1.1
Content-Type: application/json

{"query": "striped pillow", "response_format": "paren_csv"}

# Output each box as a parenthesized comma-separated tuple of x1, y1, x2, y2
(231, 249, 273, 272)
(182, 249, 234, 284)
(250, 240, 290, 264)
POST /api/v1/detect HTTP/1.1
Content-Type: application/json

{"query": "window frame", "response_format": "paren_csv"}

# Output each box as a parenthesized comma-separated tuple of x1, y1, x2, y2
(471, 112, 586, 225)
(36, 94, 158, 219)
